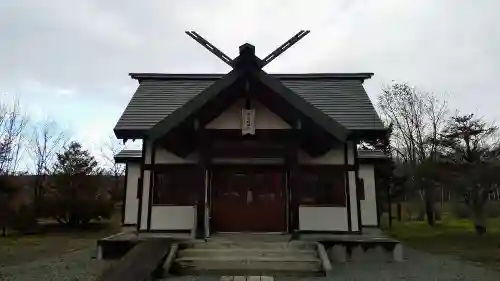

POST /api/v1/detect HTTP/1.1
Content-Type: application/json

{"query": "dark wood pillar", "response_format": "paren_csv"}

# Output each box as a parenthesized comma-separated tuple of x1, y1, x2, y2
(344, 142, 352, 232)
(146, 141, 156, 231)
(353, 139, 363, 234)
(197, 128, 210, 239)
(286, 123, 300, 233)
(136, 139, 147, 232)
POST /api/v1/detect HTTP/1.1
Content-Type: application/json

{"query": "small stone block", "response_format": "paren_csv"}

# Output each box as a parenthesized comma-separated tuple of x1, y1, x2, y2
(247, 276, 261, 281)
(233, 276, 247, 281)
(261, 276, 274, 281)
(375, 245, 392, 262)
(393, 243, 403, 262)
(350, 245, 364, 262)
(329, 244, 347, 263)
(219, 276, 234, 281)
(96, 245, 103, 260)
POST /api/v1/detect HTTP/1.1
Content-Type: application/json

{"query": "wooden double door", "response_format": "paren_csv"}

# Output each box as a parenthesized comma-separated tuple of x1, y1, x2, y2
(211, 166, 287, 233)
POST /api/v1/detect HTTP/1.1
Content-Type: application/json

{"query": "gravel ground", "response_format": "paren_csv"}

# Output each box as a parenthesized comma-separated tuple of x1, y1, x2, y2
(277, 247, 500, 281)
(1, 246, 499, 281)
(0, 248, 110, 281)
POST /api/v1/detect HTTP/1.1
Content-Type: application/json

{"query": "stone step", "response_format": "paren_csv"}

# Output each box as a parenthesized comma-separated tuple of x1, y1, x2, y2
(186, 241, 316, 250)
(171, 256, 323, 277)
(178, 248, 318, 259)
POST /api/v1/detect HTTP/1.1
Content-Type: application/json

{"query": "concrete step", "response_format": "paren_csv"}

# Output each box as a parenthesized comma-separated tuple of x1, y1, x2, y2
(178, 248, 318, 259)
(171, 256, 323, 277)
(186, 241, 316, 250)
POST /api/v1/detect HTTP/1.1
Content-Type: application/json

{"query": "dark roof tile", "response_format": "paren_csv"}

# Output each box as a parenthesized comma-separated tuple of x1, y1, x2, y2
(114, 74, 384, 135)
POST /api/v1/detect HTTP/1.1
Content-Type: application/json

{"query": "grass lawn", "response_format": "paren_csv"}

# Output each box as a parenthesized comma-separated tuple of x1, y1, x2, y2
(0, 211, 121, 266)
(383, 214, 500, 270)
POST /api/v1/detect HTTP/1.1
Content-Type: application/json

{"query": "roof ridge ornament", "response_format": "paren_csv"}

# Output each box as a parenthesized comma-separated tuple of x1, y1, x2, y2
(185, 30, 310, 69)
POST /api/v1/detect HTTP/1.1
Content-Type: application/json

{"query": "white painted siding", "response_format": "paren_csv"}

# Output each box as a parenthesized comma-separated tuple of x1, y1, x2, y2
(139, 169, 150, 230)
(297, 141, 359, 232)
(145, 141, 198, 164)
(298, 206, 348, 231)
(205, 99, 291, 130)
(150, 206, 196, 231)
(298, 141, 354, 165)
(156, 147, 198, 164)
(348, 171, 359, 231)
(123, 163, 140, 225)
(359, 164, 378, 226)
(298, 147, 344, 165)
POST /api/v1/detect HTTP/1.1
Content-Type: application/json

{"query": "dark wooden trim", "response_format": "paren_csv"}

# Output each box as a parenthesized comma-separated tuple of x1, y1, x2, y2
(113, 128, 147, 140)
(114, 157, 142, 164)
(253, 70, 349, 142)
(349, 129, 388, 141)
(208, 168, 214, 236)
(210, 160, 285, 165)
(358, 158, 389, 164)
(147, 69, 242, 141)
(374, 167, 381, 228)
(203, 129, 295, 139)
(198, 134, 208, 239)
(344, 143, 352, 232)
(121, 164, 129, 225)
(210, 164, 288, 170)
(298, 164, 356, 171)
(144, 163, 199, 170)
(298, 204, 347, 207)
(353, 141, 363, 234)
(147, 142, 156, 231)
(209, 147, 287, 158)
(138, 229, 191, 234)
(136, 139, 147, 233)
(286, 128, 299, 233)
(121, 223, 136, 227)
(136, 178, 142, 198)
(151, 204, 195, 207)
(296, 230, 351, 235)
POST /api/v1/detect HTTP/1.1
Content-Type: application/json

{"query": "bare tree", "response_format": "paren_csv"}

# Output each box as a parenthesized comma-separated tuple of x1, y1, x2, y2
(378, 82, 448, 226)
(378, 83, 448, 164)
(0, 98, 29, 175)
(101, 135, 125, 202)
(27, 119, 67, 211)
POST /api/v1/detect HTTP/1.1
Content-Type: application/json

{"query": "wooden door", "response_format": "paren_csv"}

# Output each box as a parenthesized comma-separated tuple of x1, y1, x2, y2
(211, 166, 286, 233)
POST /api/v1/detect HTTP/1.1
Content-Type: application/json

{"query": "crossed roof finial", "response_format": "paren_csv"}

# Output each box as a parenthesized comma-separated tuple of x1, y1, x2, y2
(185, 30, 310, 69)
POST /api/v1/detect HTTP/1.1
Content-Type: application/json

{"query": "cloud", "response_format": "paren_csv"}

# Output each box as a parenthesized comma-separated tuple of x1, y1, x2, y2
(1, 0, 499, 167)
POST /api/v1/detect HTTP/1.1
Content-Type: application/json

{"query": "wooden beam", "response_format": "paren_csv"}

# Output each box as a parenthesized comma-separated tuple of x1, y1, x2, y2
(210, 147, 287, 159)
(344, 142, 352, 232)
(146, 141, 156, 231)
(147, 69, 242, 141)
(353, 140, 363, 234)
(120, 164, 129, 225)
(136, 139, 147, 233)
(287, 123, 300, 232)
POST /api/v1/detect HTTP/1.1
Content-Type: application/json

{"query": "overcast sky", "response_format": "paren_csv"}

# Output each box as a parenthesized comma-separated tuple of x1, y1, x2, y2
(1, 0, 499, 164)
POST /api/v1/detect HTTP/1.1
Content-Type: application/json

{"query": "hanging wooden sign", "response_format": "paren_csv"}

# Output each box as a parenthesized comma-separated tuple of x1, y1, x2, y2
(241, 108, 255, 135)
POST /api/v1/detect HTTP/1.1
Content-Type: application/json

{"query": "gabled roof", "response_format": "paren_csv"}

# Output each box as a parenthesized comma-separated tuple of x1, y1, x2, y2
(357, 149, 387, 159)
(114, 149, 142, 163)
(114, 73, 385, 139)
